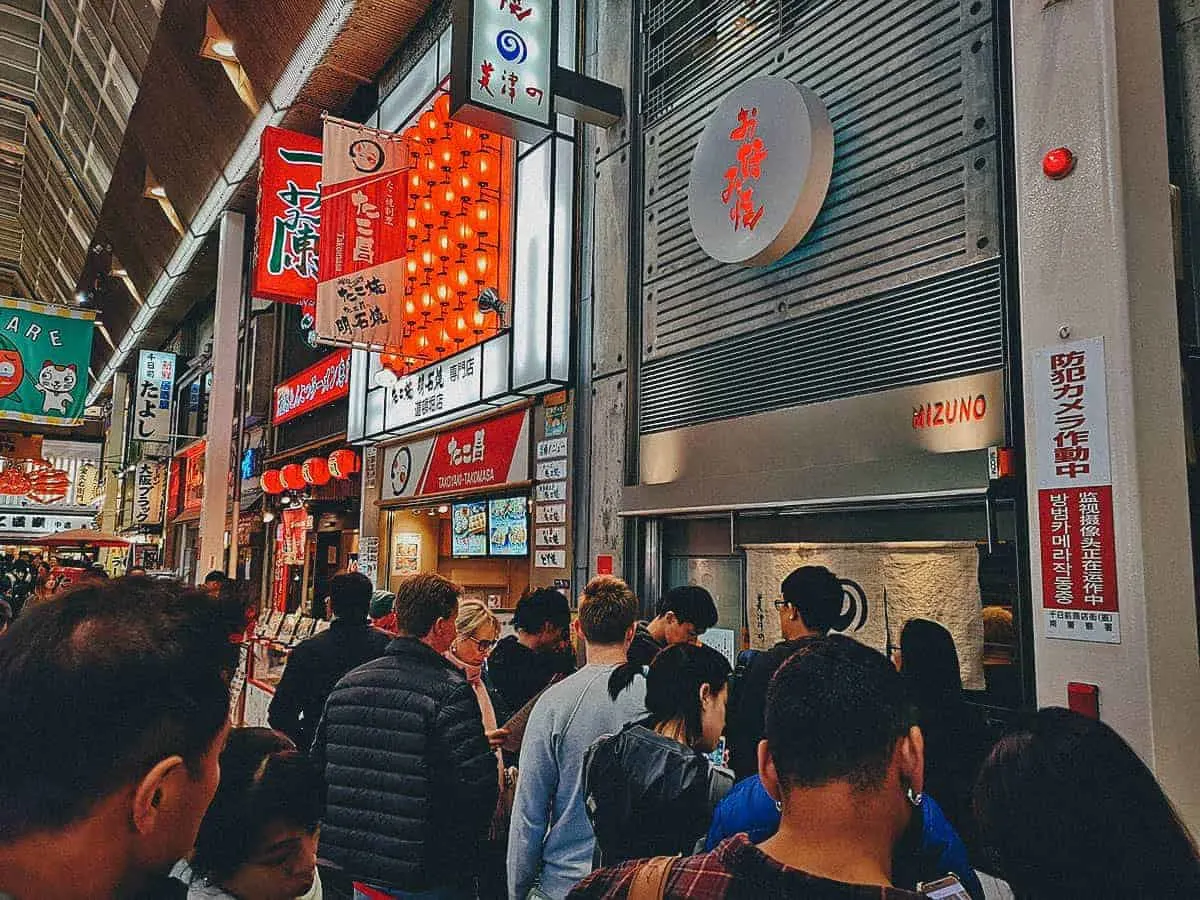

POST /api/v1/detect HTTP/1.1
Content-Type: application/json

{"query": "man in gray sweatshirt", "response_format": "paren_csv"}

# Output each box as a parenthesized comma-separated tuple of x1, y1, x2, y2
(507, 576, 648, 900)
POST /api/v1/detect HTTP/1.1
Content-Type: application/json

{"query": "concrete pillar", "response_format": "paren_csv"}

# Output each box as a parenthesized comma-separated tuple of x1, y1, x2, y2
(582, 0, 635, 583)
(198, 212, 246, 581)
(1011, 0, 1200, 828)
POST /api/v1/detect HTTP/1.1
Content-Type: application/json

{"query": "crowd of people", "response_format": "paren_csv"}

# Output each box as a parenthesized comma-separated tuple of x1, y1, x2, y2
(0, 565, 1197, 900)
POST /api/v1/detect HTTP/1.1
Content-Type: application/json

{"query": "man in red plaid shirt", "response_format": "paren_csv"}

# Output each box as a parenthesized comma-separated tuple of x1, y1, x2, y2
(570, 636, 929, 899)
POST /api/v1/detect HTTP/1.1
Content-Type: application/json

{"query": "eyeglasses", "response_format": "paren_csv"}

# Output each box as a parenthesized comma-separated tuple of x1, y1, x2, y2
(772, 598, 790, 610)
(463, 634, 497, 653)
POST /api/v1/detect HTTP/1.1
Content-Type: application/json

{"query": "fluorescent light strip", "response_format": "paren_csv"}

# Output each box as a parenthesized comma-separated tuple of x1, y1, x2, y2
(86, 0, 358, 406)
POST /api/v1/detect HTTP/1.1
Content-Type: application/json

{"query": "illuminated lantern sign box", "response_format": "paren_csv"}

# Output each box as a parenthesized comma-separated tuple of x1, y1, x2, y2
(687, 76, 834, 267)
(347, 64, 574, 442)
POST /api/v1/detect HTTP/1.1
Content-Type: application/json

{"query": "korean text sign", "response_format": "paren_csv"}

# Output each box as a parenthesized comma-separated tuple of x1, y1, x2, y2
(1033, 338, 1120, 644)
(451, 0, 553, 141)
(253, 128, 323, 303)
(317, 117, 409, 350)
(0, 299, 94, 427)
(134, 350, 177, 449)
(273, 349, 352, 425)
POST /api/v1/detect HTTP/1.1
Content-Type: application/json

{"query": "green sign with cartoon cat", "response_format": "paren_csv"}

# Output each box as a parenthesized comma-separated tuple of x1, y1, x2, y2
(0, 298, 95, 426)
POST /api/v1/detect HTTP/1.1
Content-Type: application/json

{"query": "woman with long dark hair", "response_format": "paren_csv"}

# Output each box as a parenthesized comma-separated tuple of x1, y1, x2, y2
(896, 618, 992, 848)
(583, 642, 734, 865)
(974, 707, 1200, 898)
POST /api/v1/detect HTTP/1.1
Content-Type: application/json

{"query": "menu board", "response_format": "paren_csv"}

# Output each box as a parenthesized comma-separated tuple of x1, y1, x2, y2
(489, 497, 529, 557)
(452, 501, 489, 557)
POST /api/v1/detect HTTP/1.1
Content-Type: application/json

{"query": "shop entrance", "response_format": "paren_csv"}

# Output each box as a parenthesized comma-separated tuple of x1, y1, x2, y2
(645, 495, 1032, 715)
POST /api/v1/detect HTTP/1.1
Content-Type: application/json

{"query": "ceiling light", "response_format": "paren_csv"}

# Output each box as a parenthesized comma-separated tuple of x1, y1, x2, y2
(437, 505, 449, 514)
(112, 268, 127, 277)
(262, 511, 276, 523)
(148, 185, 167, 199)
(75, 291, 88, 304)
(211, 39, 236, 59)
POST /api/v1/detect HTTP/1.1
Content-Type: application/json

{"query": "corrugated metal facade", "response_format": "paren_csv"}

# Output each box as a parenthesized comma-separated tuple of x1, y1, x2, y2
(638, 0, 1007, 434)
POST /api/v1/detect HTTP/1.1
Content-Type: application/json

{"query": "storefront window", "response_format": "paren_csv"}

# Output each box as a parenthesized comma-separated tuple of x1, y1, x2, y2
(383, 495, 531, 612)
(656, 500, 1030, 714)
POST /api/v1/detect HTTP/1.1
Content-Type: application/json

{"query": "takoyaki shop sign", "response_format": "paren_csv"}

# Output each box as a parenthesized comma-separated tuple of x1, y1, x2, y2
(380, 408, 530, 501)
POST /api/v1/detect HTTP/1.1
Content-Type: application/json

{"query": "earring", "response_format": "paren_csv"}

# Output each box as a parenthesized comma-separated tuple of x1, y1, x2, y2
(906, 787, 924, 808)
(774, 799, 783, 813)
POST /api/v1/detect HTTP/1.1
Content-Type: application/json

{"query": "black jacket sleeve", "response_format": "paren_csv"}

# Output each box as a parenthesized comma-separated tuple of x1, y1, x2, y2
(435, 679, 500, 840)
(267, 644, 311, 747)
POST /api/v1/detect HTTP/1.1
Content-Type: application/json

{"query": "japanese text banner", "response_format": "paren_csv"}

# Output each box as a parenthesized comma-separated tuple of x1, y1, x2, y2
(253, 127, 323, 303)
(316, 117, 410, 350)
(0, 298, 94, 427)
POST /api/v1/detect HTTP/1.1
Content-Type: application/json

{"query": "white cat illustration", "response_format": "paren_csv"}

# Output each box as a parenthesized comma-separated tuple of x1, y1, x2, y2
(34, 361, 77, 414)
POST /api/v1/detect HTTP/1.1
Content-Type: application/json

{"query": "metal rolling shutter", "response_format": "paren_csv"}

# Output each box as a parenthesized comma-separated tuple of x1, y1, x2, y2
(638, 0, 1007, 434)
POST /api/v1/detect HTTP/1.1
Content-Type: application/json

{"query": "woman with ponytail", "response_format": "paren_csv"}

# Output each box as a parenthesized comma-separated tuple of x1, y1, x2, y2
(582, 642, 735, 866)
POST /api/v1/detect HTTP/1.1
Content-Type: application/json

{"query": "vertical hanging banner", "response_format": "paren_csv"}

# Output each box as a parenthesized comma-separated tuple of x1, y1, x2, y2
(132, 461, 166, 526)
(133, 350, 177, 450)
(316, 117, 410, 350)
(1033, 337, 1120, 644)
(253, 128, 323, 304)
(0, 299, 94, 427)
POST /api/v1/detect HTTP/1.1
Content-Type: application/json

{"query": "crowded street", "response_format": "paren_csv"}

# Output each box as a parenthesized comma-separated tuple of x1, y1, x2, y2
(0, 0, 1199, 897)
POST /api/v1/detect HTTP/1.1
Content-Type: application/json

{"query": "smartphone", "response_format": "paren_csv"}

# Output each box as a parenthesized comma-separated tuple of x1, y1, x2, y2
(917, 875, 973, 899)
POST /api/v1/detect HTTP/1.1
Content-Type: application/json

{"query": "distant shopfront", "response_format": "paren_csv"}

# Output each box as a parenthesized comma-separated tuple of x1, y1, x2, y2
(261, 345, 360, 615)
(617, 2, 1029, 711)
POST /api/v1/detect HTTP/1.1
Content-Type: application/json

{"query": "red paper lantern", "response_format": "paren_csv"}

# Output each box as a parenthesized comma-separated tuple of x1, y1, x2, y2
(329, 449, 360, 479)
(261, 469, 284, 494)
(280, 463, 306, 491)
(302, 457, 331, 486)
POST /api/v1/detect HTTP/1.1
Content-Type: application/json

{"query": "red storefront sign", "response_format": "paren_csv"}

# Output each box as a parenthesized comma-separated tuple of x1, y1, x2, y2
(273, 349, 352, 425)
(253, 127, 323, 304)
(1033, 338, 1120, 643)
(316, 117, 409, 349)
(380, 408, 530, 500)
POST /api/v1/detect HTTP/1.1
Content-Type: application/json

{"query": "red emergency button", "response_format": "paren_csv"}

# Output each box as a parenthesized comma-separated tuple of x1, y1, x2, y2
(1043, 147, 1076, 180)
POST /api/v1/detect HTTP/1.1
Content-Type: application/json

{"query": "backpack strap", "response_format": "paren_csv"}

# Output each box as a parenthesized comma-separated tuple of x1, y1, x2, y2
(627, 856, 677, 900)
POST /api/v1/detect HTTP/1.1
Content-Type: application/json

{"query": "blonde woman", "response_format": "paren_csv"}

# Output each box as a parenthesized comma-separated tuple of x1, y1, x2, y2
(444, 600, 512, 898)
(445, 600, 509, 751)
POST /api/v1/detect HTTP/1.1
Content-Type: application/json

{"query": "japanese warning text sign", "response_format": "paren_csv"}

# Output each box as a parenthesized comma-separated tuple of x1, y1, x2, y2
(316, 117, 409, 350)
(253, 127, 323, 304)
(1033, 337, 1120, 644)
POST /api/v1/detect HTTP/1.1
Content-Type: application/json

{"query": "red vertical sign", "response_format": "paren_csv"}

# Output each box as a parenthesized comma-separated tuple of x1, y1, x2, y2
(253, 128, 323, 304)
(316, 117, 410, 350)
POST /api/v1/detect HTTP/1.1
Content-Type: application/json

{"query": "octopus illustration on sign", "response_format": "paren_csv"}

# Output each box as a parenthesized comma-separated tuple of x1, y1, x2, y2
(687, 76, 834, 266)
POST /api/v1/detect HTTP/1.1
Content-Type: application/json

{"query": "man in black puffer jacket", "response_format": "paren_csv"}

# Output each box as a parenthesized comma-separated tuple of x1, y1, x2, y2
(313, 573, 499, 897)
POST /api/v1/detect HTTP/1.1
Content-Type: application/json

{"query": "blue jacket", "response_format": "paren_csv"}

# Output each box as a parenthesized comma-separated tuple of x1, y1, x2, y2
(705, 776, 984, 899)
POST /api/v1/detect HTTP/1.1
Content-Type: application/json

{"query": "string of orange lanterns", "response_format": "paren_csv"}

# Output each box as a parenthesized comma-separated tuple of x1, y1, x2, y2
(260, 449, 361, 494)
(380, 92, 510, 379)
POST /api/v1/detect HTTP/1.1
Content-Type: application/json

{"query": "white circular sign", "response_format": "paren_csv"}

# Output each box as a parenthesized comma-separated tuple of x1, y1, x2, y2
(686, 76, 834, 267)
